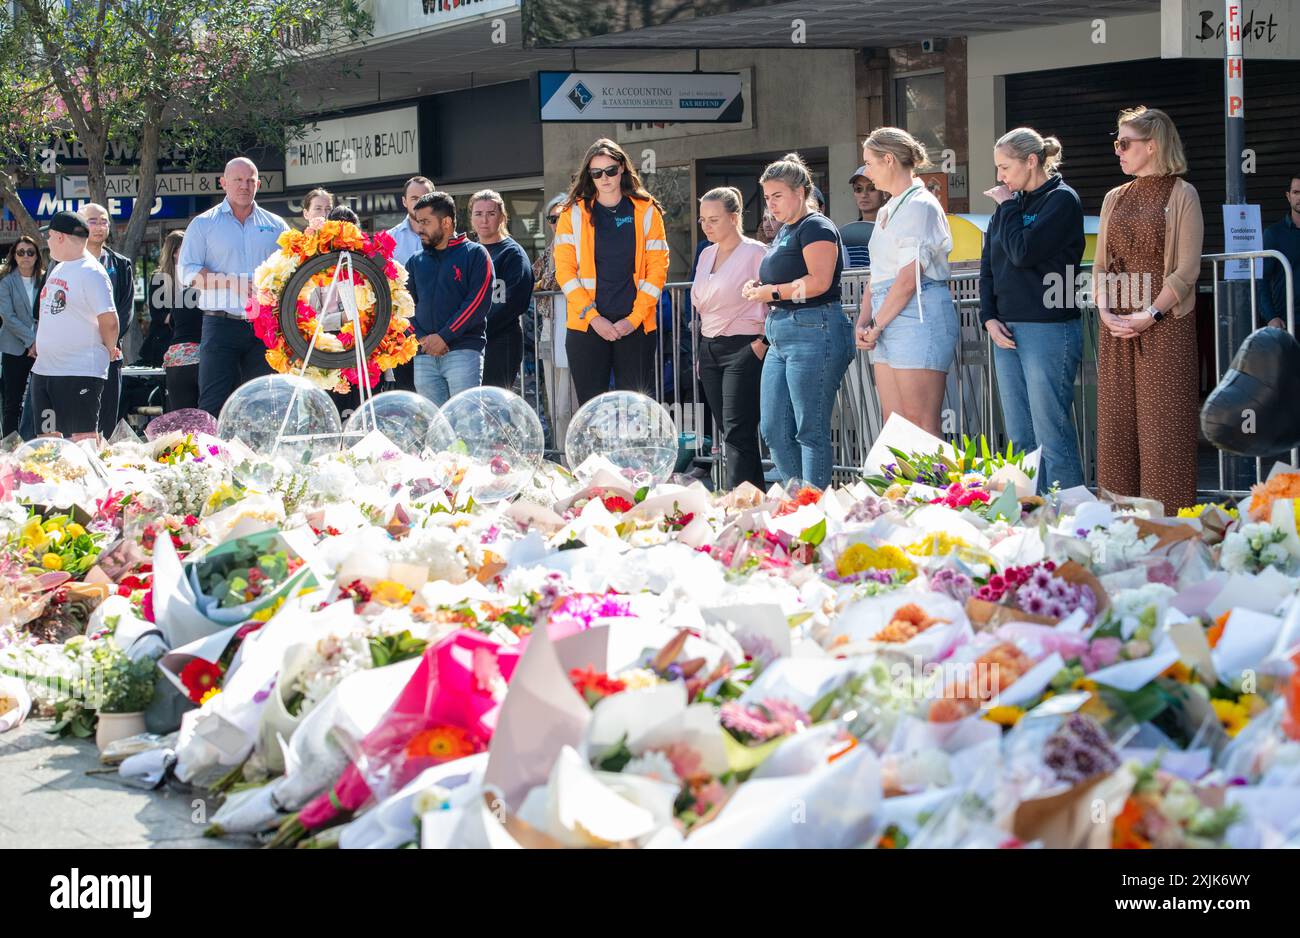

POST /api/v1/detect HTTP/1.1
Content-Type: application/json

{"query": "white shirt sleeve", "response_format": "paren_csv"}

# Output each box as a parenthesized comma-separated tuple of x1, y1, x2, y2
(887, 197, 951, 278)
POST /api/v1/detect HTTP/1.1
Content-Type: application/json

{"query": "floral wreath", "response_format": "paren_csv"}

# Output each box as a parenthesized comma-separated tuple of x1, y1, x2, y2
(247, 221, 418, 394)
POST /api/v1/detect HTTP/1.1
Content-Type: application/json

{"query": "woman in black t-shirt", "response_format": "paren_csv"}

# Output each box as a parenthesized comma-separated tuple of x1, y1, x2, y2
(152, 230, 204, 412)
(739, 152, 853, 489)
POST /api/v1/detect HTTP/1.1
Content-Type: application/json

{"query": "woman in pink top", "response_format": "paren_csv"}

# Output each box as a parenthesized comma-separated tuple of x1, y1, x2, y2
(691, 186, 769, 490)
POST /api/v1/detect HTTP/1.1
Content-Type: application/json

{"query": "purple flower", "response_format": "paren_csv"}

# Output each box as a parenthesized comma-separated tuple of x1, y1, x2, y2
(1024, 593, 1047, 615)
(1076, 528, 1089, 538)
(145, 408, 218, 441)
(253, 678, 277, 704)
(1046, 602, 1065, 619)
(1030, 569, 1052, 590)
(1082, 637, 1123, 672)
(664, 663, 684, 681)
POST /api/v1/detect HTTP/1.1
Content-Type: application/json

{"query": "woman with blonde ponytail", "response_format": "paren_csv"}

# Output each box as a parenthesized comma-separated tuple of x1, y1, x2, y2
(854, 127, 959, 437)
(978, 126, 1086, 490)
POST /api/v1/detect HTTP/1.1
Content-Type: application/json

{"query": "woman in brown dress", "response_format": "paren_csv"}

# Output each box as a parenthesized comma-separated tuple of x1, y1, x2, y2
(1094, 106, 1204, 513)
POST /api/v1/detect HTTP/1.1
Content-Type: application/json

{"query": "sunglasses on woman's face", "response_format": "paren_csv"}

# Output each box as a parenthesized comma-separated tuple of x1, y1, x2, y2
(589, 164, 622, 179)
(547, 215, 560, 225)
(1113, 137, 1150, 153)
(15, 249, 37, 257)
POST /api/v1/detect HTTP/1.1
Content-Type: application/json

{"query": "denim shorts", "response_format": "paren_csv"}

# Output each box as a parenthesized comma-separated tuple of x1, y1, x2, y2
(870, 277, 959, 372)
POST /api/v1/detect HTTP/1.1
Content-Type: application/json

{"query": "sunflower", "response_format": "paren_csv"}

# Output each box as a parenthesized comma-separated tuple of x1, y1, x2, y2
(984, 705, 1024, 727)
(1211, 698, 1250, 738)
(404, 724, 479, 762)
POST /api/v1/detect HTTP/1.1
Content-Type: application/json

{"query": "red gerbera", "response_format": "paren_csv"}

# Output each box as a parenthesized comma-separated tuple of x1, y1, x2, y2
(569, 666, 627, 705)
(179, 658, 224, 704)
(601, 495, 634, 513)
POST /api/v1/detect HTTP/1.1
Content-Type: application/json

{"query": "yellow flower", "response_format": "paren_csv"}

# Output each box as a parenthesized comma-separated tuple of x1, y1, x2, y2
(883, 483, 908, 501)
(20, 519, 49, 551)
(1071, 677, 1098, 694)
(1238, 693, 1268, 717)
(64, 523, 86, 538)
(984, 705, 1024, 727)
(1163, 661, 1194, 683)
(41, 553, 63, 570)
(834, 543, 916, 580)
(250, 596, 289, 622)
(372, 580, 414, 607)
(1211, 698, 1250, 738)
(199, 687, 222, 706)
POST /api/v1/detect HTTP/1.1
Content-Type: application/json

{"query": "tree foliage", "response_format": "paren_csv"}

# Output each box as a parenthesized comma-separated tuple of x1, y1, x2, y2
(0, 0, 373, 260)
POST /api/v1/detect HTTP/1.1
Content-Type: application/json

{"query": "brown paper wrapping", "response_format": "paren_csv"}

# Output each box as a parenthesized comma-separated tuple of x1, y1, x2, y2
(1011, 768, 1136, 848)
(1132, 518, 1201, 552)
(966, 561, 1109, 630)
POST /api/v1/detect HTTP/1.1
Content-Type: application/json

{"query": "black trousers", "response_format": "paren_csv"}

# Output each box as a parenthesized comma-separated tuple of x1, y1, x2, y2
(97, 357, 122, 436)
(197, 315, 275, 417)
(698, 333, 766, 490)
(567, 325, 655, 405)
(165, 364, 200, 412)
(2, 352, 34, 438)
(483, 321, 524, 392)
(31, 373, 105, 437)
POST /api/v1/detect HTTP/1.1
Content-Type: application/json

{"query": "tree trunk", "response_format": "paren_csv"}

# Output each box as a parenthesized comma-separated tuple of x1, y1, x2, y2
(0, 169, 42, 246)
(121, 105, 164, 264)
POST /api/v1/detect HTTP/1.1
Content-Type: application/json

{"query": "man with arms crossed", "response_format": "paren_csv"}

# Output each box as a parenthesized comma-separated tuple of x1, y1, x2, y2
(30, 211, 121, 440)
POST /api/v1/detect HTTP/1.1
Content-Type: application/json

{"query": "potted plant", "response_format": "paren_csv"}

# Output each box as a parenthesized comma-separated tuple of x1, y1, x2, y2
(92, 643, 157, 750)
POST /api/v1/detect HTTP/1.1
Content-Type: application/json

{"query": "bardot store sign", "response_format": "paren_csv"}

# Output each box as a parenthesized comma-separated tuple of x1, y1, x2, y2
(539, 71, 744, 123)
(1161, 0, 1300, 59)
(286, 106, 420, 187)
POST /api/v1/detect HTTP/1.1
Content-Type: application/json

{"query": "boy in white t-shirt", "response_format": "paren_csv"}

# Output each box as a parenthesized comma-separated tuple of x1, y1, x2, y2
(31, 211, 122, 440)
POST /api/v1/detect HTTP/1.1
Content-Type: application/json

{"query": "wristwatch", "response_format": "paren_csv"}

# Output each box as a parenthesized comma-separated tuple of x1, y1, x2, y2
(1147, 305, 1165, 323)
(770, 285, 781, 302)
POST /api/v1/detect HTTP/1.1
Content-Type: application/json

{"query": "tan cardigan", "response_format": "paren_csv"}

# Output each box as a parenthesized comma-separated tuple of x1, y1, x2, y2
(1095, 176, 1204, 318)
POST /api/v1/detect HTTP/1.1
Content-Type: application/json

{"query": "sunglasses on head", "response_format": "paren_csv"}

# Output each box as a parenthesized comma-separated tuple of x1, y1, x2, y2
(589, 164, 622, 179)
(1113, 137, 1150, 153)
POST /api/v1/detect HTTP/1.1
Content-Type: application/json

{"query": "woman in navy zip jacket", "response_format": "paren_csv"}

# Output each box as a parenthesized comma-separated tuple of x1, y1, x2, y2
(979, 127, 1086, 491)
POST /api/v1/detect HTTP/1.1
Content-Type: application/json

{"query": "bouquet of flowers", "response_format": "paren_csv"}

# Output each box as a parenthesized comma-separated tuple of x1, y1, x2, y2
(188, 529, 316, 626)
(1112, 760, 1242, 849)
(965, 560, 1101, 628)
(7, 510, 107, 577)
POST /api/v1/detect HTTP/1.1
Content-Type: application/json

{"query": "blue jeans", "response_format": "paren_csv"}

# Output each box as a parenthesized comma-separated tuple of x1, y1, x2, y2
(760, 303, 855, 489)
(992, 319, 1084, 491)
(413, 348, 483, 406)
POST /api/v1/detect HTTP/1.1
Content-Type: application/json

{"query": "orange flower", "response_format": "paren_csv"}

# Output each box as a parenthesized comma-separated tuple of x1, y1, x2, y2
(1248, 471, 1300, 521)
(404, 724, 480, 762)
(1112, 797, 1152, 849)
(1207, 611, 1230, 649)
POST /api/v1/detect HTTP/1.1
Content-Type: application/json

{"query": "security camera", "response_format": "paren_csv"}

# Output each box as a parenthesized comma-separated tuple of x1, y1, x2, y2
(920, 38, 945, 53)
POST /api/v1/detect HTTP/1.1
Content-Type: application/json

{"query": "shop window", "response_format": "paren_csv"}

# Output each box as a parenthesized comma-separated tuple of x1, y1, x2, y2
(894, 72, 946, 157)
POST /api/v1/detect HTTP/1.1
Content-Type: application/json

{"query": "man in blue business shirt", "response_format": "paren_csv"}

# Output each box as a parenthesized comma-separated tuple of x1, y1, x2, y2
(1260, 174, 1300, 332)
(178, 157, 290, 416)
(383, 175, 434, 393)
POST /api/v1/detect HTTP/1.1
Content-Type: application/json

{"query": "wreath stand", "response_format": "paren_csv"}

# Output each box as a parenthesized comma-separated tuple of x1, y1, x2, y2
(271, 251, 377, 458)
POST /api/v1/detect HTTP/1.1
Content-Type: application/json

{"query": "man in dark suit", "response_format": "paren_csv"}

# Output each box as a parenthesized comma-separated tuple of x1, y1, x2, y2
(82, 203, 135, 435)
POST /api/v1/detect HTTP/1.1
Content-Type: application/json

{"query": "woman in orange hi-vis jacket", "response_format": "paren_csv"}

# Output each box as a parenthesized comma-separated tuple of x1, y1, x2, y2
(554, 138, 670, 404)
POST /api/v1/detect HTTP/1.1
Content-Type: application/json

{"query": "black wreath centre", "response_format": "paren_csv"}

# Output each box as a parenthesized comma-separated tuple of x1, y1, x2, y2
(278, 250, 394, 370)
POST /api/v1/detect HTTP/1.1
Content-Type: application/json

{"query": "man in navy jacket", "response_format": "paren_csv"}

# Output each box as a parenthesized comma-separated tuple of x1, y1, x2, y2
(407, 192, 494, 405)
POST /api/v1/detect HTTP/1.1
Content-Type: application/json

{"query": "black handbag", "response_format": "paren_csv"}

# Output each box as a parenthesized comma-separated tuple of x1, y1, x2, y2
(1201, 326, 1300, 456)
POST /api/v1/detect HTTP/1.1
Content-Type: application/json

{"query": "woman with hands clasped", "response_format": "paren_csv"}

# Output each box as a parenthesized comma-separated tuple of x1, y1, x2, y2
(692, 186, 768, 490)
(854, 127, 959, 437)
(739, 151, 852, 489)
(979, 127, 1086, 491)
(1093, 106, 1203, 512)
(553, 138, 670, 405)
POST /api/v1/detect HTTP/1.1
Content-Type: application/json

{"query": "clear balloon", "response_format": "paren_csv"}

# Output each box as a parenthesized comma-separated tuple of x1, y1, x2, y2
(343, 390, 455, 456)
(565, 391, 679, 487)
(440, 387, 543, 503)
(11, 437, 98, 487)
(216, 374, 342, 465)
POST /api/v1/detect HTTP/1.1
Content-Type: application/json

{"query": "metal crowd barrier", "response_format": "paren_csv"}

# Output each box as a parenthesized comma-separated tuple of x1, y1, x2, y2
(522, 250, 1295, 497)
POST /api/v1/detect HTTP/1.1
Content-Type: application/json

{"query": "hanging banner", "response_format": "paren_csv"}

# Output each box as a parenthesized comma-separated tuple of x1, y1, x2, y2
(538, 71, 744, 123)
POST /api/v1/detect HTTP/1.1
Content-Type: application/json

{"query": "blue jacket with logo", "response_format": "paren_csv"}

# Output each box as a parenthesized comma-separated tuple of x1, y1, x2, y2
(406, 234, 494, 353)
(978, 175, 1084, 325)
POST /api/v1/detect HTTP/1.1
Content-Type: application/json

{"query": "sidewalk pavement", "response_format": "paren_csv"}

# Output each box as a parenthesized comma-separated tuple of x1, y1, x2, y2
(0, 718, 243, 849)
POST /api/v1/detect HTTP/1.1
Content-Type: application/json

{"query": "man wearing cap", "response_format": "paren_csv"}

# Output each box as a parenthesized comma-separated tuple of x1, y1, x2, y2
(810, 186, 854, 273)
(28, 211, 121, 440)
(178, 157, 289, 416)
(842, 166, 887, 269)
(82, 203, 136, 435)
